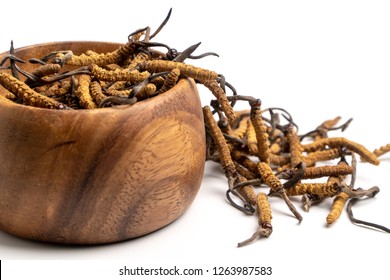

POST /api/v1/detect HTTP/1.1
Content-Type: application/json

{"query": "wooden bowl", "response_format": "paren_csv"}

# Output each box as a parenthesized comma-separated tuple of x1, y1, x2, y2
(0, 42, 206, 244)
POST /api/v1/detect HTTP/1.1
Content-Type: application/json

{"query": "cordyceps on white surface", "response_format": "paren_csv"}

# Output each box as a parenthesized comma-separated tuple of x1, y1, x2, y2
(0, 9, 389, 247)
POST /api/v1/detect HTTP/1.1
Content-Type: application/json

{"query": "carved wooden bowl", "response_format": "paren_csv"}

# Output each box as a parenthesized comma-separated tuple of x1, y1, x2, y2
(0, 42, 206, 244)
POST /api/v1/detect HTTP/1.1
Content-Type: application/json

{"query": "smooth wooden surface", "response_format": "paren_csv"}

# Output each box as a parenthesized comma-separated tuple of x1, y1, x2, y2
(0, 42, 206, 244)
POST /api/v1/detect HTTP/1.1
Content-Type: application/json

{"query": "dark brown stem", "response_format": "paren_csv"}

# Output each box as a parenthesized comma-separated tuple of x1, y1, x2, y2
(282, 162, 306, 189)
(347, 198, 390, 233)
(342, 186, 380, 199)
(149, 8, 172, 40)
(237, 227, 272, 247)
(173, 42, 201, 62)
(279, 191, 303, 222)
(226, 189, 256, 215)
(233, 179, 263, 189)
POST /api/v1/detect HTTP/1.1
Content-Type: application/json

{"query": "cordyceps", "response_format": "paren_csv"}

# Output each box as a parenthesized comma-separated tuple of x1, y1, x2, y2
(0, 9, 389, 246)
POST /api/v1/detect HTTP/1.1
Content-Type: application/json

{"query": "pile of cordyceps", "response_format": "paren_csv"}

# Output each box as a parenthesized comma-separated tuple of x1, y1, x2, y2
(0, 9, 389, 246)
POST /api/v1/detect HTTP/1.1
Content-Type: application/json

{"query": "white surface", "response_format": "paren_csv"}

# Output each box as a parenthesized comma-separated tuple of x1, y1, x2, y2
(1, 0, 390, 279)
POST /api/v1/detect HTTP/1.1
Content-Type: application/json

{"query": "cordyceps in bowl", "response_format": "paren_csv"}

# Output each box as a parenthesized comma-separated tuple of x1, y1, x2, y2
(0, 9, 389, 246)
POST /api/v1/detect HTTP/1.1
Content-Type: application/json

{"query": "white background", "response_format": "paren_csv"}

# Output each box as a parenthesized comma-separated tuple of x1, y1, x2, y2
(1, 0, 390, 279)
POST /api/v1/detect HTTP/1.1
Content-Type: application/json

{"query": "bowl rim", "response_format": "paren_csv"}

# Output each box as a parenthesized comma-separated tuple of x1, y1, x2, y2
(0, 77, 193, 115)
(0, 40, 124, 55)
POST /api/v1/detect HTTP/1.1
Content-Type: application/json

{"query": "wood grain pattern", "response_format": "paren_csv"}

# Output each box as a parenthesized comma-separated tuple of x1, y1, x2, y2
(0, 42, 206, 244)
